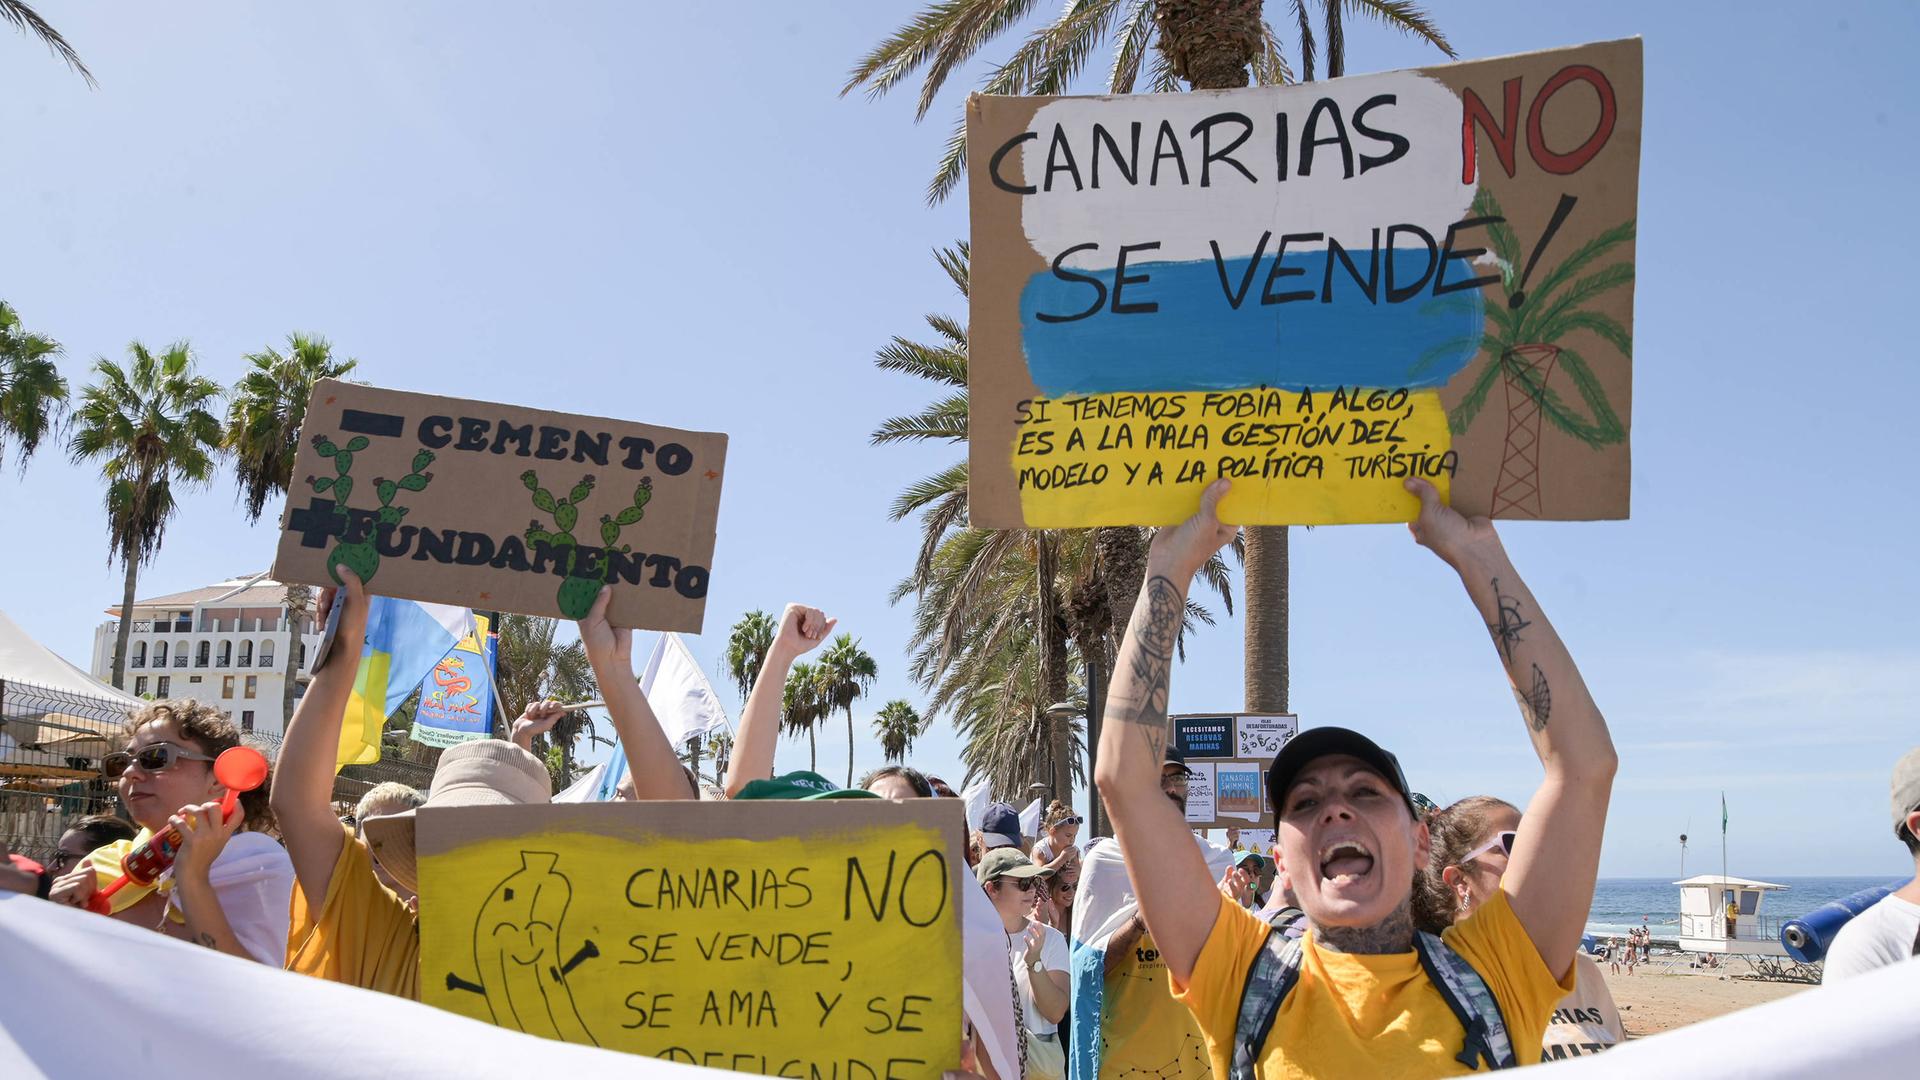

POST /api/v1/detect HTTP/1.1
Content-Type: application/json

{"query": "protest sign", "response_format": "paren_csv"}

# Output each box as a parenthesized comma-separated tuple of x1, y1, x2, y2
(1183, 762, 1216, 825)
(418, 801, 963, 1075)
(967, 39, 1641, 526)
(410, 614, 496, 749)
(1174, 713, 1295, 829)
(1173, 715, 1233, 759)
(1236, 714, 1296, 759)
(274, 380, 726, 632)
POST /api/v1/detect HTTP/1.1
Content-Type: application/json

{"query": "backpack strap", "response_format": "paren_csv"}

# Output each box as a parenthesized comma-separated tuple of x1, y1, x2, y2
(1229, 927, 1303, 1080)
(1910, 916, 1920, 958)
(1414, 931, 1517, 1071)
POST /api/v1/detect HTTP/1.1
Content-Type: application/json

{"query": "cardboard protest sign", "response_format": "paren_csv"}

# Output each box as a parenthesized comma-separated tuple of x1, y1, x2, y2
(968, 39, 1641, 526)
(418, 801, 964, 1075)
(1175, 713, 1295, 829)
(273, 380, 725, 632)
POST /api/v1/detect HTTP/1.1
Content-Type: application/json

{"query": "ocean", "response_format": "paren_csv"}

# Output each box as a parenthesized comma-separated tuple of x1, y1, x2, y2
(1586, 876, 1902, 939)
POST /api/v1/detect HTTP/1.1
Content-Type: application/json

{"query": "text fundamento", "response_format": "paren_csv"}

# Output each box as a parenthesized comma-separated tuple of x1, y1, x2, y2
(273, 379, 726, 632)
(966, 39, 1641, 527)
(418, 801, 964, 1077)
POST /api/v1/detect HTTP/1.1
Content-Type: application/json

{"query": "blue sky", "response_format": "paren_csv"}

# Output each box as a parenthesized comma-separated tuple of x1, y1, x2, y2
(2, 2, 1914, 877)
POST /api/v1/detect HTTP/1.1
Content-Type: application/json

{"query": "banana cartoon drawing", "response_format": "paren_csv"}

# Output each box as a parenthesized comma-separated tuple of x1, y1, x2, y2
(446, 851, 600, 1045)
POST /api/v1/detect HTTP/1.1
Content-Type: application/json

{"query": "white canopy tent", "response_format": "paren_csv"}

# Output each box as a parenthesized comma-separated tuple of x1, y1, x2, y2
(0, 607, 142, 774)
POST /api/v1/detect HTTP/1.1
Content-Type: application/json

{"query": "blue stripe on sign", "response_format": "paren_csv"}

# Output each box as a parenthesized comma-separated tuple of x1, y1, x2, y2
(1017, 249, 1486, 396)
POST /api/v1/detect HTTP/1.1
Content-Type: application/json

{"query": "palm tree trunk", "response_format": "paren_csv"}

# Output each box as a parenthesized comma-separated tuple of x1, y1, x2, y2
(112, 555, 139, 688)
(846, 706, 856, 788)
(808, 726, 817, 773)
(1036, 535, 1072, 801)
(1083, 645, 1109, 836)
(1243, 526, 1289, 714)
(1095, 526, 1142, 827)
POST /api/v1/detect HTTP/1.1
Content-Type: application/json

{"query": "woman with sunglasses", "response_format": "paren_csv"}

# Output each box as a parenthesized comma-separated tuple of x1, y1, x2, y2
(1415, 796, 1625, 1062)
(979, 847, 1070, 1080)
(50, 701, 293, 965)
(1031, 801, 1082, 873)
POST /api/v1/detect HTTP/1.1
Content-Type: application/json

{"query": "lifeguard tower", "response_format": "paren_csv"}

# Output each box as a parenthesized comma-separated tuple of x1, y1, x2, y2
(1674, 875, 1789, 958)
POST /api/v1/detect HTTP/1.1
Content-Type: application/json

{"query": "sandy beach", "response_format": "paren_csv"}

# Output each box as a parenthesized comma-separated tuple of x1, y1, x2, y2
(1599, 964, 1810, 1037)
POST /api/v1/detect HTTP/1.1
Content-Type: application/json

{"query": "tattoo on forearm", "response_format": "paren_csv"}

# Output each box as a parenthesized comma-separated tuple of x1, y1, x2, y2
(1488, 577, 1531, 663)
(1515, 663, 1551, 731)
(195, 931, 218, 949)
(1122, 576, 1183, 760)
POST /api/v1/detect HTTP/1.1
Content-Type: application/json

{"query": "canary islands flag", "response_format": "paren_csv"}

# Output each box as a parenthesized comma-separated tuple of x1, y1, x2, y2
(336, 597, 473, 768)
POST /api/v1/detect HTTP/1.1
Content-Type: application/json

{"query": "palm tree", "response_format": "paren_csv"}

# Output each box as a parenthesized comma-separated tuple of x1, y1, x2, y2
(851, 0, 1455, 753)
(781, 661, 830, 772)
(69, 343, 223, 688)
(0, 301, 68, 472)
(226, 333, 359, 723)
(723, 609, 777, 705)
(874, 245, 1238, 816)
(493, 613, 599, 780)
(845, 0, 1451, 202)
(874, 699, 925, 763)
(818, 634, 879, 787)
(2, 1, 93, 85)
(1442, 189, 1633, 517)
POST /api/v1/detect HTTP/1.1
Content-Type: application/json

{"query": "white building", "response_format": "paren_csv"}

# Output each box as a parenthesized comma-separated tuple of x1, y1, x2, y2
(1673, 874, 1791, 957)
(91, 573, 324, 737)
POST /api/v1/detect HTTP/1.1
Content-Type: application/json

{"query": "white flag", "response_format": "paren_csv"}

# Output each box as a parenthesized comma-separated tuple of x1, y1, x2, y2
(1019, 797, 1044, 839)
(639, 632, 731, 746)
(962, 779, 992, 832)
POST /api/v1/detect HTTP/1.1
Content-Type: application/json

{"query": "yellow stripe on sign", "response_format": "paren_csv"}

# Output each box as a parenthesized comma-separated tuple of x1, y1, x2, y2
(1011, 387, 1454, 527)
(336, 650, 392, 769)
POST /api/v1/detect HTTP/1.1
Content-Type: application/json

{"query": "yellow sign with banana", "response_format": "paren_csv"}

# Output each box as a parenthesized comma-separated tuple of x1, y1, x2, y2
(418, 801, 965, 1075)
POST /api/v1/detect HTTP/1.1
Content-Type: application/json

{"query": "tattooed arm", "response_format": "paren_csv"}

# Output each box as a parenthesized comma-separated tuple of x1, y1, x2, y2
(1405, 478, 1616, 980)
(1093, 480, 1238, 985)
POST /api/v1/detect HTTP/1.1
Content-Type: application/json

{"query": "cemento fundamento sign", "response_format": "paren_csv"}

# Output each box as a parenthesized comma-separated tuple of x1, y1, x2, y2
(273, 379, 726, 632)
(418, 801, 964, 1077)
(968, 39, 1641, 527)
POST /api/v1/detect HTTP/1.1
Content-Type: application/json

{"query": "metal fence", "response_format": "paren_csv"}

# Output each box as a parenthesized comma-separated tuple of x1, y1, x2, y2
(0, 677, 130, 864)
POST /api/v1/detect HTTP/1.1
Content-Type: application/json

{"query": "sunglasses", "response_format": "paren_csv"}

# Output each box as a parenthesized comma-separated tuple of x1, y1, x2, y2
(1460, 830, 1518, 865)
(46, 849, 86, 873)
(1054, 816, 1084, 827)
(102, 742, 216, 779)
(993, 876, 1039, 892)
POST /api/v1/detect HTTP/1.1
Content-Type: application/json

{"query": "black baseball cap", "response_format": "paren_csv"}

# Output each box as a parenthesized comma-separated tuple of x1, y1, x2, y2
(1265, 727, 1417, 818)
(1164, 746, 1196, 777)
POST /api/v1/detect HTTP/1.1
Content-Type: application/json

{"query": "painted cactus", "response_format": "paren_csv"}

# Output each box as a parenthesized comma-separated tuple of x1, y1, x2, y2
(524, 471, 652, 618)
(306, 437, 435, 584)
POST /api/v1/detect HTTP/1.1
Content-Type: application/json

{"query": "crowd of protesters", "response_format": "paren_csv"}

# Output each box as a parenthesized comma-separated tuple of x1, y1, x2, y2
(6, 475, 1920, 1077)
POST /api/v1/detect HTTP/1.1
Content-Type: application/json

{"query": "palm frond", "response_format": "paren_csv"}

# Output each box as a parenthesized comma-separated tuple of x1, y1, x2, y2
(890, 459, 970, 522)
(1513, 217, 1636, 330)
(1108, 0, 1155, 92)
(870, 391, 970, 444)
(1251, 19, 1295, 86)
(1446, 354, 1502, 436)
(1553, 345, 1627, 445)
(935, 242, 971, 297)
(1290, 0, 1317, 82)
(929, 112, 971, 205)
(1406, 336, 1479, 380)
(1471, 189, 1523, 277)
(916, 0, 1047, 120)
(842, 0, 976, 100)
(1518, 261, 1634, 345)
(1506, 354, 1613, 448)
(1, 0, 94, 86)
(1342, 0, 1457, 58)
(874, 336, 967, 388)
(1027, 0, 1126, 96)
(1146, 44, 1181, 93)
(1324, 0, 1345, 78)
(1537, 309, 1631, 357)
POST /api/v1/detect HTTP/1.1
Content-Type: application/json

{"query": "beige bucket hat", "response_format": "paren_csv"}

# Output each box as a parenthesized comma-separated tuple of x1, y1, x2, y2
(360, 739, 551, 894)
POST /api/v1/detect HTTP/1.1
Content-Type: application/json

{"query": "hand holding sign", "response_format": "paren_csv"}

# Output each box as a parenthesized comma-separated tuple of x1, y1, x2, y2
(1146, 478, 1237, 579)
(1404, 477, 1504, 572)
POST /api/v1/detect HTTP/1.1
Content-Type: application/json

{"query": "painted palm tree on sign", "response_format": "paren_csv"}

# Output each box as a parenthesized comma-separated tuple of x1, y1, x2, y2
(2, 1, 92, 85)
(226, 333, 358, 723)
(69, 343, 223, 688)
(0, 301, 68, 472)
(874, 699, 925, 763)
(782, 661, 830, 772)
(1444, 190, 1634, 517)
(845, 0, 1452, 202)
(818, 634, 879, 787)
(723, 609, 777, 705)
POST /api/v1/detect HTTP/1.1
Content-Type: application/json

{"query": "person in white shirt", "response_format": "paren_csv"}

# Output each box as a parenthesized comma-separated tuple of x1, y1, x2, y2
(979, 847, 1069, 1080)
(1823, 746, 1920, 981)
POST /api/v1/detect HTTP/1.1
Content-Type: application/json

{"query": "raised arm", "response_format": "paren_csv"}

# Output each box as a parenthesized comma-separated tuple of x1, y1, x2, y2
(1093, 479, 1238, 985)
(724, 604, 833, 797)
(1405, 478, 1616, 979)
(579, 587, 695, 800)
(269, 571, 371, 912)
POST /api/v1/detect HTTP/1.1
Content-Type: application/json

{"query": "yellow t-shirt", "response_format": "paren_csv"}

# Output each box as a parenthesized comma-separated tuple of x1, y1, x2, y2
(285, 823, 420, 1000)
(1103, 929, 1213, 1079)
(1174, 889, 1571, 1078)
